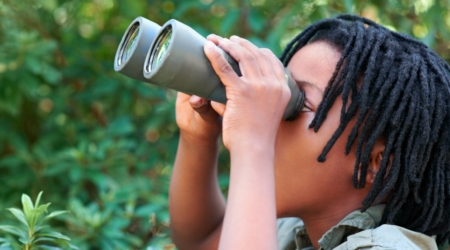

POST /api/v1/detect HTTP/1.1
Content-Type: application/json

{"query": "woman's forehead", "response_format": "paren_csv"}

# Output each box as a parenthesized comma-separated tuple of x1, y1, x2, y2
(287, 41, 341, 91)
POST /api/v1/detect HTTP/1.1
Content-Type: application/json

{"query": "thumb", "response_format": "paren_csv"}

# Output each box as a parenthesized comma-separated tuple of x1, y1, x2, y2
(189, 95, 212, 114)
(204, 40, 240, 88)
(211, 101, 226, 116)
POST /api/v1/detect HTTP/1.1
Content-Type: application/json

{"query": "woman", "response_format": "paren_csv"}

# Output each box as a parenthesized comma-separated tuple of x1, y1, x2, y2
(169, 15, 450, 249)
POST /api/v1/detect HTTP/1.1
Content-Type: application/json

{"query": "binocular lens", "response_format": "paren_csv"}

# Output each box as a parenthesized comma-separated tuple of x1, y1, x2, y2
(118, 23, 140, 66)
(148, 26, 173, 72)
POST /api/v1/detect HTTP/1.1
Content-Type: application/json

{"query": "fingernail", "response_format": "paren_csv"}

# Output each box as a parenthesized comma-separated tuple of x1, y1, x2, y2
(210, 33, 223, 40)
(192, 99, 205, 108)
(230, 35, 240, 40)
(205, 40, 215, 49)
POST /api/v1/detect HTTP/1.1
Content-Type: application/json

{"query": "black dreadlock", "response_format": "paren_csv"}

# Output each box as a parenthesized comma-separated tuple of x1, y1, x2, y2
(280, 14, 450, 245)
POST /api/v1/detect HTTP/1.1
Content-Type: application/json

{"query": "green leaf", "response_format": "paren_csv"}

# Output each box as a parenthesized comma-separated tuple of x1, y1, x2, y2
(42, 64, 62, 84)
(35, 191, 43, 208)
(18, 235, 34, 245)
(31, 203, 51, 228)
(36, 231, 70, 241)
(42, 211, 67, 222)
(343, 0, 355, 12)
(172, 1, 197, 18)
(0, 85, 21, 116)
(34, 203, 51, 216)
(44, 162, 73, 176)
(7, 208, 29, 227)
(37, 0, 57, 12)
(0, 155, 23, 168)
(22, 193, 34, 217)
(107, 117, 135, 136)
(25, 56, 42, 74)
(36, 246, 61, 250)
(68, 244, 80, 250)
(34, 225, 49, 233)
(0, 237, 11, 249)
(220, 9, 240, 35)
(134, 204, 162, 217)
(248, 10, 266, 33)
(0, 244, 13, 250)
(33, 237, 55, 243)
(0, 225, 26, 238)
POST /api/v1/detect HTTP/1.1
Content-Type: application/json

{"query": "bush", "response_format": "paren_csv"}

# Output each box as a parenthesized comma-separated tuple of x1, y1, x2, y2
(0, 191, 76, 249)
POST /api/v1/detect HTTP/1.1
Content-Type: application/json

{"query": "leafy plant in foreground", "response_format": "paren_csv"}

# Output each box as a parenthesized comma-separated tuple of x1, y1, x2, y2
(0, 191, 77, 250)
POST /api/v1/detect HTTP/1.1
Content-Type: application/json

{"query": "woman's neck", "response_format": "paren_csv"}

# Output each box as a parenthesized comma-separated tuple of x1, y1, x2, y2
(299, 203, 363, 249)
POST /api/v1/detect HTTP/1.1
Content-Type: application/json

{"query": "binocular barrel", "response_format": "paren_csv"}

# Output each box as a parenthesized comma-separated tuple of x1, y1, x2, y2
(114, 17, 305, 121)
(143, 20, 237, 104)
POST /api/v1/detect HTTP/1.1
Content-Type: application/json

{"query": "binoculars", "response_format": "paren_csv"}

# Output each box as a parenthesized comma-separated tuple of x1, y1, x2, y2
(114, 17, 305, 121)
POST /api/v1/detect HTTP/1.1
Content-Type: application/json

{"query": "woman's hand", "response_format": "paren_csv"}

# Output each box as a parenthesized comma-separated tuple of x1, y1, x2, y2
(203, 35, 289, 250)
(204, 35, 291, 152)
(175, 93, 221, 144)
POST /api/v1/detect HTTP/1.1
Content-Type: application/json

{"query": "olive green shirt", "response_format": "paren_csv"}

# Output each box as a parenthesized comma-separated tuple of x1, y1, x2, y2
(277, 205, 438, 250)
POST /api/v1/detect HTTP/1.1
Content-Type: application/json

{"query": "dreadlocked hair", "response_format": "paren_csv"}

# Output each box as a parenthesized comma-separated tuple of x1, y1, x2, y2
(280, 14, 450, 245)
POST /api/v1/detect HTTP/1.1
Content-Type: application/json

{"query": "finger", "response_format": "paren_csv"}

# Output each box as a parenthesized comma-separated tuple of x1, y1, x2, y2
(190, 95, 206, 108)
(229, 35, 274, 78)
(260, 48, 286, 84)
(176, 92, 191, 105)
(204, 40, 241, 88)
(261, 49, 292, 102)
(218, 38, 262, 79)
(210, 101, 226, 117)
(206, 34, 223, 45)
(189, 95, 211, 114)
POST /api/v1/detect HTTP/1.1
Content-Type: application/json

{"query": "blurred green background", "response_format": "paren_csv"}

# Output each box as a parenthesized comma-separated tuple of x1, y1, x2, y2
(1, 0, 450, 249)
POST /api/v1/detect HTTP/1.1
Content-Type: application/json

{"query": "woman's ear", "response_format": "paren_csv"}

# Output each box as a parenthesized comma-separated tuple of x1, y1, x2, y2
(365, 140, 385, 184)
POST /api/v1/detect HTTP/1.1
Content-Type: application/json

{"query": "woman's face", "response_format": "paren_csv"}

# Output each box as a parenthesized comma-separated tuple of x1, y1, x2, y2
(275, 41, 370, 218)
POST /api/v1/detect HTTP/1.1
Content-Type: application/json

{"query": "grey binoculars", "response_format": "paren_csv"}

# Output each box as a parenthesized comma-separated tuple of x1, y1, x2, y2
(114, 17, 305, 121)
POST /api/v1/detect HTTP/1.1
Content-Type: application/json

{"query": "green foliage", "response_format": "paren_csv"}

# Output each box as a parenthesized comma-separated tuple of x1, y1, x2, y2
(0, 192, 76, 250)
(1, 0, 450, 249)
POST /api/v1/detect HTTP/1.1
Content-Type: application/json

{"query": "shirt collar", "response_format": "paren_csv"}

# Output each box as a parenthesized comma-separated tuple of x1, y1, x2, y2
(295, 204, 386, 250)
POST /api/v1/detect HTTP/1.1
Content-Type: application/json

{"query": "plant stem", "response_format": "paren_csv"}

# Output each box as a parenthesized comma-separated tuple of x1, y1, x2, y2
(26, 228, 33, 250)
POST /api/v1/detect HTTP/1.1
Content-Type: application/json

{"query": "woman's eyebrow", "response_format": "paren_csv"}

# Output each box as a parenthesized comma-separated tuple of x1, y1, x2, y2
(295, 80, 324, 94)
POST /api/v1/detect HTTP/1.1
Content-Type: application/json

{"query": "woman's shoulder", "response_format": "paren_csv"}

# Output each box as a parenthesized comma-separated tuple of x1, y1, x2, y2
(276, 208, 439, 250)
(335, 224, 438, 250)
